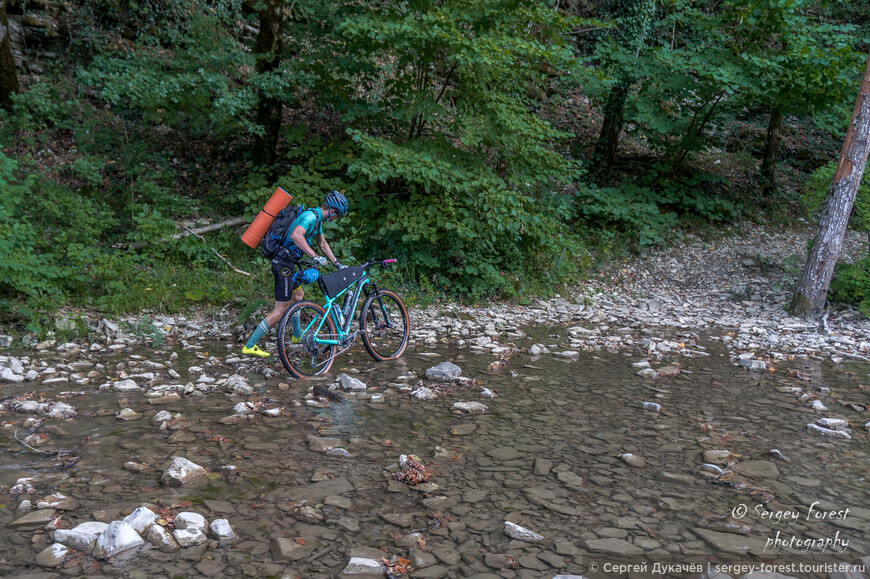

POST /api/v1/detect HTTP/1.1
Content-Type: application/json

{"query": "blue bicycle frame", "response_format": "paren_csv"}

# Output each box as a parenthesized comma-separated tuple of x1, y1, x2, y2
(301, 269, 379, 346)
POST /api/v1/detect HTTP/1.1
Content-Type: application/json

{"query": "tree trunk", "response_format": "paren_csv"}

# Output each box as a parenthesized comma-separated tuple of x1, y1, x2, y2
(760, 105, 783, 196)
(252, 0, 284, 168)
(0, 0, 19, 112)
(788, 54, 870, 319)
(587, 0, 655, 181)
(590, 78, 629, 179)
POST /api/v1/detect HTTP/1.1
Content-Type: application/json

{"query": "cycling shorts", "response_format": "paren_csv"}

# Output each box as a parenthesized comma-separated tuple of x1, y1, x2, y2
(271, 260, 301, 302)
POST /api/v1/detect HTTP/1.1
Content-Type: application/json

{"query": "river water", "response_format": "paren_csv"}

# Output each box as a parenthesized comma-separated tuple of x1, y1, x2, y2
(0, 328, 868, 578)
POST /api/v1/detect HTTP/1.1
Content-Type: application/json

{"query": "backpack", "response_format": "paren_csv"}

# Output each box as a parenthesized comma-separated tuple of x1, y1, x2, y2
(259, 205, 319, 259)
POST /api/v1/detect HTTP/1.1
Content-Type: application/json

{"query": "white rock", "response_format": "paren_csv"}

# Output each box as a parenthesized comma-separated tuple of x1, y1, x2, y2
(426, 362, 462, 382)
(1, 368, 24, 382)
(370, 394, 385, 403)
(209, 518, 236, 544)
(504, 521, 543, 542)
(46, 402, 76, 419)
(339, 374, 367, 391)
(173, 527, 207, 547)
(480, 388, 496, 399)
(261, 407, 282, 416)
(631, 360, 651, 369)
(454, 401, 488, 414)
(113, 379, 141, 392)
(636, 368, 658, 379)
(153, 410, 173, 423)
(174, 511, 207, 532)
(225, 374, 252, 395)
(24, 369, 39, 381)
(341, 555, 384, 575)
(93, 521, 144, 559)
(161, 457, 206, 485)
(35, 543, 68, 567)
(116, 408, 141, 420)
(123, 507, 158, 534)
(739, 358, 768, 371)
(233, 402, 254, 415)
(554, 350, 579, 361)
(807, 423, 851, 440)
(412, 386, 437, 400)
(817, 418, 849, 430)
(15, 400, 45, 414)
(146, 523, 179, 552)
(641, 401, 662, 413)
(54, 522, 108, 550)
(811, 400, 828, 412)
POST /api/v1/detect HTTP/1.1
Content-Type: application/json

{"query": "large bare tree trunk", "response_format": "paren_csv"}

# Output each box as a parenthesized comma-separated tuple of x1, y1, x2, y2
(788, 54, 870, 319)
(760, 105, 783, 196)
(252, 0, 284, 168)
(0, 0, 19, 112)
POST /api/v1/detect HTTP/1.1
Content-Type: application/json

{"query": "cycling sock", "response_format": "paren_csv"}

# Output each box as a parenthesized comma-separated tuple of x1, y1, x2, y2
(245, 319, 271, 348)
(291, 312, 302, 338)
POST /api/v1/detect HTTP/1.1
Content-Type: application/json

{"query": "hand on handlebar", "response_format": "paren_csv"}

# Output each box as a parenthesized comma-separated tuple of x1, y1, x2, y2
(333, 261, 347, 270)
(312, 255, 328, 267)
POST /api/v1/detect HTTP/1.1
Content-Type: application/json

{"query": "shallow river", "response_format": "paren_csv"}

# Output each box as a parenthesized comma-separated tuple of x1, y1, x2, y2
(1, 328, 869, 578)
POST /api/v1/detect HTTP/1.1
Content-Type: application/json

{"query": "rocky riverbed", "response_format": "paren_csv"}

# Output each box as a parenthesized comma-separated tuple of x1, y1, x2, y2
(0, 225, 869, 579)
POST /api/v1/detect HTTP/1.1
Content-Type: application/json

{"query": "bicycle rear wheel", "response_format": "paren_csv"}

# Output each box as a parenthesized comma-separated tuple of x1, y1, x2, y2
(277, 301, 338, 378)
(360, 289, 410, 361)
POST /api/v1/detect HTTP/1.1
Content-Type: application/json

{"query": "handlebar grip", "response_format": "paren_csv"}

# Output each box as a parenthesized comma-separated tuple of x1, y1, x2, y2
(383, 259, 397, 265)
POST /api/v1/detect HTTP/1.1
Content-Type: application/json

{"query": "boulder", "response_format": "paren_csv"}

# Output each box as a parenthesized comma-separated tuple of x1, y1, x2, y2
(123, 507, 158, 534)
(146, 524, 179, 552)
(425, 362, 461, 382)
(54, 522, 108, 550)
(161, 457, 207, 485)
(454, 401, 488, 414)
(35, 543, 68, 567)
(339, 374, 367, 391)
(93, 521, 144, 559)
(209, 519, 236, 545)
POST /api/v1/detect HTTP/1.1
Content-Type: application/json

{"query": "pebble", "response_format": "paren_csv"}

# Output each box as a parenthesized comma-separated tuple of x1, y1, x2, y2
(504, 521, 543, 542)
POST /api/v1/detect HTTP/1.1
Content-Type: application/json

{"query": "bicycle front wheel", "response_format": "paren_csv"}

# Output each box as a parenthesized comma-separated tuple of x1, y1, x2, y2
(277, 301, 338, 378)
(360, 289, 410, 361)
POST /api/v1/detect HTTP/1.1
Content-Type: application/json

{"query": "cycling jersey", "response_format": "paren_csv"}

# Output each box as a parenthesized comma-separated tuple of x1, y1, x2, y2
(281, 208, 323, 260)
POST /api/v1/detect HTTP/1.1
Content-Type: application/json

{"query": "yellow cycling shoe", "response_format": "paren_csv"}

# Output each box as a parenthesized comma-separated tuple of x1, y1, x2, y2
(290, 336, 301, 345)
(241, 345, 271, 358)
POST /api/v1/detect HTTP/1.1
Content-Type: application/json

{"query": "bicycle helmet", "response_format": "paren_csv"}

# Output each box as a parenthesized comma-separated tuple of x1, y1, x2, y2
(325, 191, 349, 216)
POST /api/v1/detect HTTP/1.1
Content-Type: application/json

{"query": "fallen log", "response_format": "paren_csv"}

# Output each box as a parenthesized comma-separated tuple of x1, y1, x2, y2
(116, 216, 249, 250)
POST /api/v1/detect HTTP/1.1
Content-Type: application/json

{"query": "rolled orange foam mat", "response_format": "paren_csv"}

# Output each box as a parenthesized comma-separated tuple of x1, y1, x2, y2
(241, 187, 292, 249)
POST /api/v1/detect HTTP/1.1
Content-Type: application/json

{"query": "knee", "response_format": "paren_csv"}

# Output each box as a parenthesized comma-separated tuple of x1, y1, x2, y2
(292, 288, 304, 301)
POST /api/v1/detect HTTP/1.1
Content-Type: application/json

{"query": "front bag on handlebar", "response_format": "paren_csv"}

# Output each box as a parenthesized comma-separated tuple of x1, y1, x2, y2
(318, 266, 365, 299)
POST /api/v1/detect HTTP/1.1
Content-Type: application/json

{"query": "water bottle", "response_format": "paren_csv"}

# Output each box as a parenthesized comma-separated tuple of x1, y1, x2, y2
(333, 304, 344, 326)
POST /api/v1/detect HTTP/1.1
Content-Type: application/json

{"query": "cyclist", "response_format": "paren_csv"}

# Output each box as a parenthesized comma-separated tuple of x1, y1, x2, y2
(242, 191, 349, 358)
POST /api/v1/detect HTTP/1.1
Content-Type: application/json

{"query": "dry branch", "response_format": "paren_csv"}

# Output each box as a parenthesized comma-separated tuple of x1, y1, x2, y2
(119, 216, 248, 250)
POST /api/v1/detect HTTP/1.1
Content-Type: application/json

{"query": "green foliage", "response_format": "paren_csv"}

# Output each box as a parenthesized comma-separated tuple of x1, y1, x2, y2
(3, 0, 869, 330)
(78, 11, 262, 138)
(830, 256, 870, 315)
(802, 161, 870, 234)
(574, 183, 679, 247)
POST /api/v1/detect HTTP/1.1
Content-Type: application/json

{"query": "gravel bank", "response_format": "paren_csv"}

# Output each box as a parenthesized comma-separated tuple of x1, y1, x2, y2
(409, 225, 870, 367)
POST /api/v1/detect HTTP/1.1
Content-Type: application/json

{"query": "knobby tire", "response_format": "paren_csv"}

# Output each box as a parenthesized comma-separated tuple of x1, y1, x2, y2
(277, 301, 337, 378)
(360, 289, 410, 361)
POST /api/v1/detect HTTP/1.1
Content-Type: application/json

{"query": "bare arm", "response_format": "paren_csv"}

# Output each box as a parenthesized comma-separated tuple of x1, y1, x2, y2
(289, 225, 318, 258)
(316, 234, 338, 264)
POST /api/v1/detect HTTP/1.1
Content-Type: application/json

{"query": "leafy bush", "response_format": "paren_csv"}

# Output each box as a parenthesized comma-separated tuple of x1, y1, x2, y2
(802, 160, 870, 236)
(830, 256, 870, 315)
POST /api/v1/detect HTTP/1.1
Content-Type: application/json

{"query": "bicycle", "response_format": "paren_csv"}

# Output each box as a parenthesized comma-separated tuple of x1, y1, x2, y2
(276, 258, 410, 378)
